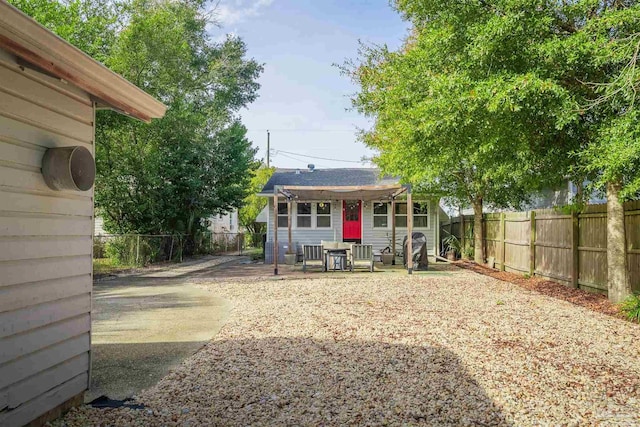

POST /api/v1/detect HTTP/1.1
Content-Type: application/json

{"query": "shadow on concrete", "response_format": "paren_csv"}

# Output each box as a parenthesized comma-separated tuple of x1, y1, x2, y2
(107, 337, 509, 426)
(90, 341, 208, 402)
(92, 291, 213, 317)
(89, 276, 230, 402)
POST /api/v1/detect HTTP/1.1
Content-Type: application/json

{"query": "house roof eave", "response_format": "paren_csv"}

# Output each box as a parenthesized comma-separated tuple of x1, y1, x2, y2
(0, 1, 167, 122)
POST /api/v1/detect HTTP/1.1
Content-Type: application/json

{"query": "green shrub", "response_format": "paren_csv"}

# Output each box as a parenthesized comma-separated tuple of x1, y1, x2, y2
(620, 293, 640, 323)
(105, 236, 164, 266)
(443, 234, 462, 256)
(93, 238, 106, 258)
(140, 237, 163, 264)
(105, 236, 137, 265)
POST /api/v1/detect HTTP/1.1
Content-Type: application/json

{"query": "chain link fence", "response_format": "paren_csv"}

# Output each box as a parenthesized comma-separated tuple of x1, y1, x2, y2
(93, 232, 266, 270)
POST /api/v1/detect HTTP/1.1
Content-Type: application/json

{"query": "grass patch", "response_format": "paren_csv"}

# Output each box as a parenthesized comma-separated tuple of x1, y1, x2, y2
(93, 258, 135, 275)
(620, 293, 640, 323)
(243, 247, 264, 261)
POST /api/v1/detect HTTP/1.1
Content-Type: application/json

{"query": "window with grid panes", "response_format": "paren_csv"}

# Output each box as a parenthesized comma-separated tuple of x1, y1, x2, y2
(277, 202, 288, 228)
(316, 202, 331, 228)
(395, 202, 429, 228)
(373, 202, 388, 228)
(297, 202, 312, 228)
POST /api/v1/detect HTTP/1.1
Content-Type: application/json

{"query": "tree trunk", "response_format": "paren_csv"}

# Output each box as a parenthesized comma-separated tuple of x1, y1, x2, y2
(473, 198, 485, 264)
(606, 181, 630, 303)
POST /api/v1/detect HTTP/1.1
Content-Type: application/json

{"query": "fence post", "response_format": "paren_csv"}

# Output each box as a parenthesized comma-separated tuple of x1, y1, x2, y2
(461, 216, 466, 254)
(529, 211, 536, 276)
(169, 235, 174, 262)
(571, 212, 579, 288)
(136, 234, 140, 266)
(500, 213, 506, 271)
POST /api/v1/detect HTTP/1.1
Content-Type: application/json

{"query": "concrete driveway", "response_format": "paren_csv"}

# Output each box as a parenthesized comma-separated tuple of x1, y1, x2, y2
(88, 257, 237, 402)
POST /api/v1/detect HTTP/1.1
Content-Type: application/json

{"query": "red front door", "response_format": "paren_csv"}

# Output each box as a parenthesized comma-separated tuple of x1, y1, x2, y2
(343, 200, 362, 242)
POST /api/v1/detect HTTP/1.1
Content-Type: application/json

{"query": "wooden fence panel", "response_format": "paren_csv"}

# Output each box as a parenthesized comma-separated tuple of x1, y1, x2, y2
(534, 214, 572, 284)
(438, 202, 639, 298)
(504, 212, 530, 273)
(484, 214, 501, 268)
(578, 209, 608, 294)
(626, 207, 640, 293)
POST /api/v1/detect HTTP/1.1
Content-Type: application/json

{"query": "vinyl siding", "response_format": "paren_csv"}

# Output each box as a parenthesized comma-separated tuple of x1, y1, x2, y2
(265, 197, 438, 262)
(362, 199, 438, 256)
(266, 198, 342, 262)
(0, 48, 92, 426)
(267, 198, 343, 245)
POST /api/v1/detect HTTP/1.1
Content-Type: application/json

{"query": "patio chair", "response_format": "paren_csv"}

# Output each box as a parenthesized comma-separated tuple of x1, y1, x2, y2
(302, 244, 324, 272)
(350, 244, 374, 272)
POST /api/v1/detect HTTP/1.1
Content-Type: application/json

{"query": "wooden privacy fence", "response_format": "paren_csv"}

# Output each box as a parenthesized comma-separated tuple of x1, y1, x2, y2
(441, 201, 640, 296)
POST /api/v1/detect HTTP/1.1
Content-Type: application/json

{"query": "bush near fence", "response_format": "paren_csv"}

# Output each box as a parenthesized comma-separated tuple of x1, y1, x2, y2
(93, 232, 265, 268)
(441, 201, 640, 296)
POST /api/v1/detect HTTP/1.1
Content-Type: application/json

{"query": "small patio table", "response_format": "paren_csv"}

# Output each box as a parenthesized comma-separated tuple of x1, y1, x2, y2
(325, 248, 347, 271)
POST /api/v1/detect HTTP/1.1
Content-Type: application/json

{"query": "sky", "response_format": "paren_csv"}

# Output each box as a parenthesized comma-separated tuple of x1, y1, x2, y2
(208, 0, 409, 169)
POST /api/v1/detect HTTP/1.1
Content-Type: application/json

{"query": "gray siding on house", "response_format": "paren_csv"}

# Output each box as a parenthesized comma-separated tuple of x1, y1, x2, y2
(265, 198, 342, 262)
(265, 197, 439, 262)
(361, 199, 438, 255)
(0, 49, 93, 427)
(266, 198, 343, 244)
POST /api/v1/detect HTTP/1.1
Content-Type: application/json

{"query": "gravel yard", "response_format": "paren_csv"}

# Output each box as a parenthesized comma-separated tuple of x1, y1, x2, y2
(59, 266, 640, 426)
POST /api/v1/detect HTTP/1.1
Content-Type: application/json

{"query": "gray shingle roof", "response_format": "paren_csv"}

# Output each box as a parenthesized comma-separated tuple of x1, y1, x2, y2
(259, 168, 399, 194)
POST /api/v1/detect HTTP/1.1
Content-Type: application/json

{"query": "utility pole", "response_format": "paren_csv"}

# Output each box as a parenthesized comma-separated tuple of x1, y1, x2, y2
(266, 130, 270, 167)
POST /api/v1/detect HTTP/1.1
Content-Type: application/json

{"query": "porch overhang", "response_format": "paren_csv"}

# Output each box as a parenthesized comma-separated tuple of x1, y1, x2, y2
(276, 184, 407, 201)
(270, 183, 416, 276)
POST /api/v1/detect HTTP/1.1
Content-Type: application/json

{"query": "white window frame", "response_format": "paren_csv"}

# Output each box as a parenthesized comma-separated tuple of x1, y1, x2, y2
(277, 201, 335, 229)
(277, 201, 289, 229)
(315, 201, 332, 228)
(395, 200, 430, 229)
(296, 202, 313, 228)
(372, 201, 389, 229)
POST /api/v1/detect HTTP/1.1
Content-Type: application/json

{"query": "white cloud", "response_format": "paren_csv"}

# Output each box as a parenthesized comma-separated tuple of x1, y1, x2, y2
(214, 0, 274, 26)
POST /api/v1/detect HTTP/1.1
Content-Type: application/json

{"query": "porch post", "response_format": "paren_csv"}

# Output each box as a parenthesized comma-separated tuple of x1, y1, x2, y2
(407, 185, 413, 274)
(391, 198, 396, 265)
(273, 188, 279, 275)
(333, 200, 337, 241)
(287, 198, 292, 256)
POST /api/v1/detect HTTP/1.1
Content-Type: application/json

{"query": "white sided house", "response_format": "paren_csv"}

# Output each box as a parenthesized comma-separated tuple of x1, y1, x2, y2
(259, 168, 441, 265)
(0, 3, 166, 426)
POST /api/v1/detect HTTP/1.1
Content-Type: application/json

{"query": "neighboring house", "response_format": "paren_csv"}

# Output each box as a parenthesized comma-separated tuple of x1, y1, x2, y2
(442, 180, 607, 216)
(258, 167, 443, 263)
(0, 4, 165, 427)
(95, 210, 241, 236)
(94, 215, 107, 236)
(208, 209, 240, 233)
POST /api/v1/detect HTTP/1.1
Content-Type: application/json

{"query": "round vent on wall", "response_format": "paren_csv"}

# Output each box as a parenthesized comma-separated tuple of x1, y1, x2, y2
(41, 146, 96, 191)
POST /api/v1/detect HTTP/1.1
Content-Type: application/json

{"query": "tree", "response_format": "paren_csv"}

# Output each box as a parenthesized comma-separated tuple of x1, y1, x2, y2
(94, 0, 262, 238)
(345, 1, 578, 264)
(239, 165, 275, 236)
(11, 0, 264, 246)
(548, 1, 640, 302)
(8, 0, 118, 63)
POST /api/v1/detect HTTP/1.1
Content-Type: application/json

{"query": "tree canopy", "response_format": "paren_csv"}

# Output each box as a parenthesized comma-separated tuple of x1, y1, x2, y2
(344, 0, 579, 262)
(346, 0, 640, 299)
(238, 165, 275, 236)
(11, 0, 263, 239)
